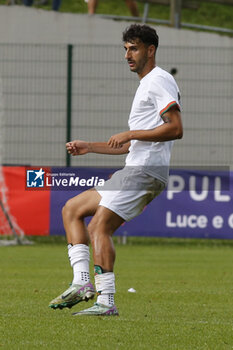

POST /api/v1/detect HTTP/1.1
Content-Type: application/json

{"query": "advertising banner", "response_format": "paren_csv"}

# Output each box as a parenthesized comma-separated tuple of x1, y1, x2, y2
(3, 166, 233, 239)
(3, 166, 50, 236)
(115, 168, 233, 239)
(48, 167, 233, 239)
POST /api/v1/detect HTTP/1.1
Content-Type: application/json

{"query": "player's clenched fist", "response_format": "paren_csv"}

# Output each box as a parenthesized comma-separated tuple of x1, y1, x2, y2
(66, 140, 90, 156)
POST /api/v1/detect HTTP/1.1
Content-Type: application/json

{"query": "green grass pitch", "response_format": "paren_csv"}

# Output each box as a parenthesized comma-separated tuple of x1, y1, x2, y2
(0, 237, 233, 350)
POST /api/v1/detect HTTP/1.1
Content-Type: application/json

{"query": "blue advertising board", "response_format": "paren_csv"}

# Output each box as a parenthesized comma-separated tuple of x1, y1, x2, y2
(49, 167, 233, 239)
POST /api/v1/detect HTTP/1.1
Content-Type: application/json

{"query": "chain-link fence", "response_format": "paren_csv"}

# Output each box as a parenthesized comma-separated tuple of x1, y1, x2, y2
(0, 43, 232, 167)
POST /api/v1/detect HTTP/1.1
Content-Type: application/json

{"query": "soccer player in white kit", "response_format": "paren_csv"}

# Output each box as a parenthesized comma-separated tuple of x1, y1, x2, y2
(49, 24, 183, 316)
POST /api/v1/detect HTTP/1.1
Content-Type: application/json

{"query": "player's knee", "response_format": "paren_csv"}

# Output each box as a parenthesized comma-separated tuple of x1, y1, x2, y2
(62, 197, 83, 220)
(62, 199, 73, 220)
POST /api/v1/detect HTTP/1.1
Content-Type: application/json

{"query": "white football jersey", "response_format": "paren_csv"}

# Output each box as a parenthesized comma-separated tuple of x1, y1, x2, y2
(125, 66, 181, 184)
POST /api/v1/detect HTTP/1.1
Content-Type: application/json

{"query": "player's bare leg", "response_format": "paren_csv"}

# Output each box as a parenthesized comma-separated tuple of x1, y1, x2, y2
(62, 188, 101, 245)
(125, 0, 139, 17)
(73, 206, 124, 316)
(87, 0, 98, 15)
(49, 189, 101, 310)
(88, 206, 124, 271)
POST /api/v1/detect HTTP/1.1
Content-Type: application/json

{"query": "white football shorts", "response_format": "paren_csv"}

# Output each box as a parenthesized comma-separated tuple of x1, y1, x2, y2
(96, 167, 165, 222)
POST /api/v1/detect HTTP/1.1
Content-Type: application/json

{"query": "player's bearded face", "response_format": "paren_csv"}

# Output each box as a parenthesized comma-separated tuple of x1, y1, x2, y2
(124, 40, 149, 74)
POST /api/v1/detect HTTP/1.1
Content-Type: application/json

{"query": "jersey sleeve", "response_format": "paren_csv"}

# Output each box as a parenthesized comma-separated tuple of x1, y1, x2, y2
(149, 77, 181, 117)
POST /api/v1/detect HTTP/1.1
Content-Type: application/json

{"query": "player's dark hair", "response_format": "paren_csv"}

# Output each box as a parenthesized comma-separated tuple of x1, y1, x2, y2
(122, 24, 159, 49)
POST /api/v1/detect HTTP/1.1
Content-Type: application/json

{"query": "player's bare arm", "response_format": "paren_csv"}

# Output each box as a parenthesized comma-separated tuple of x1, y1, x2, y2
(108, 105, 183, 148)
(66, 140, 130, 156)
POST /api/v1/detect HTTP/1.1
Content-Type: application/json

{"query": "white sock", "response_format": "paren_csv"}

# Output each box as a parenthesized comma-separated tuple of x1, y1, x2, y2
(68, 244, 90, 285)
(97, 293, 114, 307)
(95, 272, 115, 307)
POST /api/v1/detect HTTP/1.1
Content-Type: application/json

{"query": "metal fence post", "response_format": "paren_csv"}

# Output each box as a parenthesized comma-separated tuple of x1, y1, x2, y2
(142, 3, 150, 23)
(66, 44, 73, 167)
(170, 0, 182, 28)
